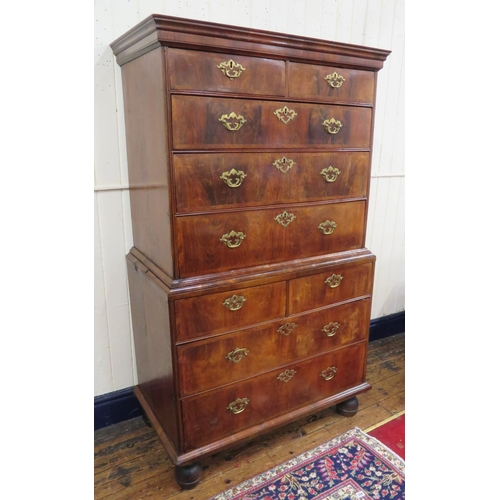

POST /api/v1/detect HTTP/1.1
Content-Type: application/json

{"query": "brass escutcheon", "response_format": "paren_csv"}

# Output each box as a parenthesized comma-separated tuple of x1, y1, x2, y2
(322, 118, 343, 135)
(325, 274, 343, 288)
(277, 369, 297, 383)
(217, 59, 246, 80)
(222, 294, 247, 311)
(220, 230, 246, 248)
(324, 71, 345, 88)
(322, 322, 340, 337)
(318, 220, 337, 235)
(221, 168, 247, 188)
(320, 166, 341, 183)
(219, 112, 247, 131)
(226, 347, 249, 363)
(320, 366, 337, 380)
(227, 397, 250, 414)
(273, 157, 296, 174)
(277, 322, 298, 336)
(274, 106, 297, 124)
(275, 211, 296, 228)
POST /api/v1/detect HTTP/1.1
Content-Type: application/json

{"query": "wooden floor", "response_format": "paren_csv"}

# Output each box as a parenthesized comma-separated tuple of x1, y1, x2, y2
(95, 333, 404, 500)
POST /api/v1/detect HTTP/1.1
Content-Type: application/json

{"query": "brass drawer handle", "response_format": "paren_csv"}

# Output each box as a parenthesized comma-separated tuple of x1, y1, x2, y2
(322, 322, 340, 337)
(325, 273, 343, 288)
(324, 71, 345, 88)
(275, 211, 296, 228)
(274, 106, 297, 124)
(227, 397, 250, 414)
(277, 369, 297, 383)
(322, 117, 343, 135)
(277, 322, 297, 336)
(221, 168, 247, 188)
(217, 59, 246, 80)
(222, 294, 247, 311)
(320, 166, 341, 182)
(220, 230, 246, 248)
(219, 112, 247, 131)
(320, 366, 338, 380)
(273, 156, 296, 174)
(226, 347, 249, 363)
(318, 220, 337, 235)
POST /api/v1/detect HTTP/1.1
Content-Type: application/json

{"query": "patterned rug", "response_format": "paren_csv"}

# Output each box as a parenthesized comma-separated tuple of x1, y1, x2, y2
(210, 427, 405, 500)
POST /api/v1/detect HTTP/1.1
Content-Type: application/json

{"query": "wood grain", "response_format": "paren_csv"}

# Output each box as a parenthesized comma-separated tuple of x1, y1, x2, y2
(121, 47, 174, 278)
(171, 95, 372, 150)
(176, 201, 367, 278)
(173, 151, 370, 214)
(288, 62, 375, 104)
(168, 48, 286, 96)
(288, 261, 374, 314)
(174, 281, 287, 342)
(181, 343, 366, 451)
(177, 298, 371, 396)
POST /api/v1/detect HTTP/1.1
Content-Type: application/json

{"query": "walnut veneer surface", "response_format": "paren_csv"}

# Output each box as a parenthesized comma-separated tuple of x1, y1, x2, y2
(111, 14, 390, 490)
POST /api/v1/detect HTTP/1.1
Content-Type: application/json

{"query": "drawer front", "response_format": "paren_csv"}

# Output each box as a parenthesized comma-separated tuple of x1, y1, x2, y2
(168, 48, 286, 96)
(174, 152, 370, 213)
(181, 343, 367, 451)
(175, 281, 286, 342)
(289, 62, 375, 104)
(289, 262, 374, 314)
(177, 298, 371, 396)
(171, 95, 372, 149)
(176, 201, 366, 278)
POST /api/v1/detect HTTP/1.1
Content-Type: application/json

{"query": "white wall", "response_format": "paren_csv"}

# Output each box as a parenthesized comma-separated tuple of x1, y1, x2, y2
(94, 0, 405, 397)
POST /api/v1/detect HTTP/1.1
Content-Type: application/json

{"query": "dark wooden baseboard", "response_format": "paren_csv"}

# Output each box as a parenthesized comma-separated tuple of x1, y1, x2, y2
(94, 386, 144, 431)
(368, 310, 405, 342)
(94, 310, 405, 430)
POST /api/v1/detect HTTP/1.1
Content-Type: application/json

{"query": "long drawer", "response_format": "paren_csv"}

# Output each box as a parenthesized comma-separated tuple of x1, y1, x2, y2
(177, 298, 371, 396)
(181, 342, 367, 451)
(173, 151, 370, 213)
(176, 201, 366, 277)
(171, 95, 372, 149)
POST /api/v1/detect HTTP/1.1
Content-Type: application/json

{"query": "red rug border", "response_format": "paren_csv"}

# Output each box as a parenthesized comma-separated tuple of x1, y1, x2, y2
(366, 411, 405, 461)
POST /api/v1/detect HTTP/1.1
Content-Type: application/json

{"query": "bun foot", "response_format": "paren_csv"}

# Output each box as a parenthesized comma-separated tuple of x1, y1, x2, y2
(336, 396, 359, 417)
(175, 462, 202, 490)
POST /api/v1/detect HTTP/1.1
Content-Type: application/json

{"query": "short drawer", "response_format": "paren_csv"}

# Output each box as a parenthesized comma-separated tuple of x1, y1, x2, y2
(181, 342, 367, 451)
(289, 62, 375, 104)
(173, 151, 370, 213)
(289, 262, 374, 314)
(177, 298, 371, 396)
(174, 281, 286, 342)
(168, 48, 286, 96)
(176, 201, 366, 278)
(171, 95, 372, 150)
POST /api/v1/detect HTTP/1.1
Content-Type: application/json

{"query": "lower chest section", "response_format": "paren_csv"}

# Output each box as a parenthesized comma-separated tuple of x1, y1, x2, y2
(170, 257, 374, 453)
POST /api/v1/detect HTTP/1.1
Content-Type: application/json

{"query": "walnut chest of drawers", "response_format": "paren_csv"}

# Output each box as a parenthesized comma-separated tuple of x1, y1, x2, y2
(111, 14, 390, 489)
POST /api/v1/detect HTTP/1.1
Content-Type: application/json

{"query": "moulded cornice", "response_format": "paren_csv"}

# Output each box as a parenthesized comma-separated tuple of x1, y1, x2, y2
(110, 14, 391, 69)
